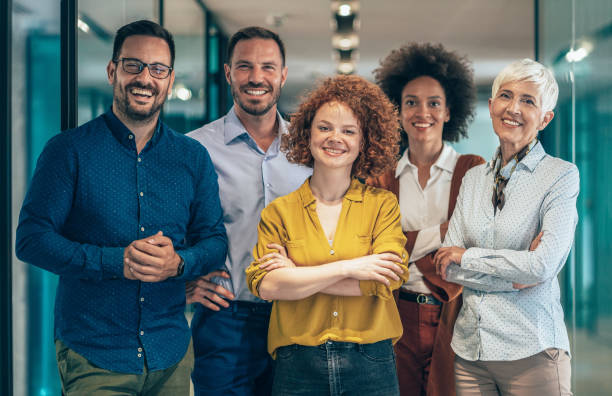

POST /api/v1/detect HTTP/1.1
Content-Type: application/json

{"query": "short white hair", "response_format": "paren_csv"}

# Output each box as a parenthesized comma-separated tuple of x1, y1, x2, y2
(491, 58, 559, 113)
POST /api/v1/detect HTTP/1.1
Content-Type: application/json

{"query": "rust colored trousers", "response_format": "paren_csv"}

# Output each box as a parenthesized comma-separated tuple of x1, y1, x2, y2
(394, 296, 442, 396)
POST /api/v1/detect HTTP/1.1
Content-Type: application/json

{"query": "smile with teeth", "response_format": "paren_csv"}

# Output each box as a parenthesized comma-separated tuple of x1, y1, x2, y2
(502, 119, 521, 126)
(130, 87, 153, 97)
(413, 122, 433, 128)
(245, 89, 268, 96)
(323, 147, 346, 155)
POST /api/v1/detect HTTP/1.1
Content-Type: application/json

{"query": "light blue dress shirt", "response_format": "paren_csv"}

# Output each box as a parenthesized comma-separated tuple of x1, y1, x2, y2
(187, 107, 312, 302)
(443, 141, 579, 361)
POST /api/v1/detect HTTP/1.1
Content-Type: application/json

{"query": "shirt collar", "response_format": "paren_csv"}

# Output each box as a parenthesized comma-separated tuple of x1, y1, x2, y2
(487, 140, 546, 174)
(103, 107, 163, 150)
(299, 177, 364, 208)
(223, 106, 288, 147)
(395, 143, 456, 178)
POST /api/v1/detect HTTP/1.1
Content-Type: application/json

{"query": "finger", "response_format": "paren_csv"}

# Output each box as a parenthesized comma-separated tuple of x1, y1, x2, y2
(202, 270, 230, 280)
(376, 260, 403, 275)
(267, 243, 287, 257)
(211, 284, 234, 300)
(259, 253, 282, 262)
(201, 290, 231, 308)
(127, 247, 163, 267)
(377, 253, 403, 262)
(133, 240, 166, 258)
(147, 233, 172, 247)
(127, 259, 162, 276)
(376, 267, 400, 282)
(371, 273, 390, 286)
(190, 295, 221, 311)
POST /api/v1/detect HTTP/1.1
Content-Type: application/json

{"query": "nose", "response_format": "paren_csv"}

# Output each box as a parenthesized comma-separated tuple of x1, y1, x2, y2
(248, 65, 264, 84)
(507, 97, 521, 114)
(415, 102, 429, 117)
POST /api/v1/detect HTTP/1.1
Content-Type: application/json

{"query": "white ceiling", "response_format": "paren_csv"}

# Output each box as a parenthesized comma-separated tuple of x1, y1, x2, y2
(201, 0, 535, 109)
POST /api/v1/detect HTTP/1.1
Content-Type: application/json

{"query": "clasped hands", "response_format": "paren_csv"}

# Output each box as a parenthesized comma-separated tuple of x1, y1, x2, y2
(433, 231, 544, 290)
(123, 231, 182, 282)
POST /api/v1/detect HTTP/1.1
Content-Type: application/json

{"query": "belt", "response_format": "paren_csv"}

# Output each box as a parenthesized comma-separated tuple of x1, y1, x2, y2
(227, 300, 273, 314)
(399, 290, 442, 305)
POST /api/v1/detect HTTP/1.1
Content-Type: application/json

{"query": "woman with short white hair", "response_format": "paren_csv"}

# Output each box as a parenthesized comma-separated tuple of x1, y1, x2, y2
(434, 58, 578, 395)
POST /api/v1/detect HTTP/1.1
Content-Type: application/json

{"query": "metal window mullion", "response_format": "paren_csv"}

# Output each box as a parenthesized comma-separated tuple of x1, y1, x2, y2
(61, 0, 78, 131)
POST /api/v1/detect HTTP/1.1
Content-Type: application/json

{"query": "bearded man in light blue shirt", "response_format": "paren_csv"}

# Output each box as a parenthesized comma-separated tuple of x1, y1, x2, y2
(186, 26, 311, 396)
(435, 59, 578, 396)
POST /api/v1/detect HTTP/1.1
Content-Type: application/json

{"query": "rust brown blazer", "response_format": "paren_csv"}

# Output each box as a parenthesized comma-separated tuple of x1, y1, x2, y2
(368, 153, 484, 396)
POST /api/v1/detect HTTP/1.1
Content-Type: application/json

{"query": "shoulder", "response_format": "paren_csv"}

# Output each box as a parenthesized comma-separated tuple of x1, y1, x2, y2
(261, 187, 304, 221)
(186, 117, 225, 145)
(457, 153, 486, 169)
(43, 116, 107, 155)
(538, 154, 580, 188)
(362, 183, 400, 209)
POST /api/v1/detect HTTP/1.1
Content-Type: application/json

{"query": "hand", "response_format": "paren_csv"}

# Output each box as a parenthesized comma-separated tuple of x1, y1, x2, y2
(123, 231, 181, 282)
(530, 231, 543, 251)
(258, 243, 296, 271)
(513, 232, 544, 290)
(186, 271, 234, 310)
(434, 246, 466, 281)
(440, 221, 449, 242)
(341, 253, 404, 286)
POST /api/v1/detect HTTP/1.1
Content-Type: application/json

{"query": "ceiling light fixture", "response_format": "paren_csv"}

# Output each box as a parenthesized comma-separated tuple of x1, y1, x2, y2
(565, 41, 594, 63)
(77, 18, 90, 33)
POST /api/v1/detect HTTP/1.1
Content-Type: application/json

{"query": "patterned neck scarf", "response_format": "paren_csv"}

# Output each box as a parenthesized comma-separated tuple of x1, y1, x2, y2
(492, 138, 538, 213)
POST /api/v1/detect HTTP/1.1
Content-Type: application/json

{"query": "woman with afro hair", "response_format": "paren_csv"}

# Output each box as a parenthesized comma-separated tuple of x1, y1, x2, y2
(246, 75, 410, 395)
(369, 43, 484, 396)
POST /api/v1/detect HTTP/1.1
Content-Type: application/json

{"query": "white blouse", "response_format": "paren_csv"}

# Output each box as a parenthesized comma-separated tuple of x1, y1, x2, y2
(396, 144, 459, 293)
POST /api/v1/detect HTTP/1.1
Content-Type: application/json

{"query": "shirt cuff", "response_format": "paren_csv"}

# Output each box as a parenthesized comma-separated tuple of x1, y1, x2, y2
(101, 247, 126, 280)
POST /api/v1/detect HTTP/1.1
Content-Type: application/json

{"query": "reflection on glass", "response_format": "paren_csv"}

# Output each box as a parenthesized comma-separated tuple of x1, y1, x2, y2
(539, 1, 612, 394)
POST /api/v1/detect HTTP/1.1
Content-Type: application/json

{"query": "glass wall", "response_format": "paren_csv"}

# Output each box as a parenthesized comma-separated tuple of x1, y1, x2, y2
(539, 1, 612, 394)
(12, 1, 61, 395)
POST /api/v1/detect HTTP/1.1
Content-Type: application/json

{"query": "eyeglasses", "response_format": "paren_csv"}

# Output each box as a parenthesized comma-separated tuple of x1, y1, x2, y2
(113, 58, 173, 79)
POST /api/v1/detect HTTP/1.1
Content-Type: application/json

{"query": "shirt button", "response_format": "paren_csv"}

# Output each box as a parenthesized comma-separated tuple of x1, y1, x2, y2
(140, 192, 144, 197)
(128, 134, 134, 140)
(330, 249, 335, 255)
(140, 331, 144, 336)
(332, 311, 338, 317)
(138, 347, 143, 352)
(137, 157, 142, 162)
(137, 353, 142, 358)
(140, 297, 144, 302)
(140, 227, 145, 232)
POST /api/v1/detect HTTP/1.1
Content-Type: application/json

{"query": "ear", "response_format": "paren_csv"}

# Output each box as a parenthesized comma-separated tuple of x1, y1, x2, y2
(224, 63, 231, 86)
(168, 70, 175, 92)
(444, 106, 450, 123)
(107, 60, 116, 85)
(538, 111, 555, 131)
(280, 65, 288, 88)
(488, 98, 494, 118)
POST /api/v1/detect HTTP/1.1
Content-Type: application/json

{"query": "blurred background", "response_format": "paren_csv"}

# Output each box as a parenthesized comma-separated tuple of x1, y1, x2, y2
(2, 0, 611, 395)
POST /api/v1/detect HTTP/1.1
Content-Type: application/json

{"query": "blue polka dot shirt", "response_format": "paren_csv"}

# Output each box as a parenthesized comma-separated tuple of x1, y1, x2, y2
(16, 109, 228, 373)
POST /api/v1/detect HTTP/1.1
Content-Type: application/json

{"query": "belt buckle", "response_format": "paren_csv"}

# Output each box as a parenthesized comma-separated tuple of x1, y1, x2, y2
(416, 294, 428, 304)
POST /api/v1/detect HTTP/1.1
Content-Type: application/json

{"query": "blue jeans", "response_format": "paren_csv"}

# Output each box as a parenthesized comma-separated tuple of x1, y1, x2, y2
(272, 339, 400, 396)
(191, 301, 273, 396)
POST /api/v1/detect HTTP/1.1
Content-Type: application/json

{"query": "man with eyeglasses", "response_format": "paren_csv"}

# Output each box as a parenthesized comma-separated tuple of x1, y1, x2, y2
(186, 26, 311, 396)
(16, 20, 227, 395)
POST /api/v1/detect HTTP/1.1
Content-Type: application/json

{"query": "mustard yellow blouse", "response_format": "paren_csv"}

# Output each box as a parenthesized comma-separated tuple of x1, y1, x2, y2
(246, 178, 409, 357)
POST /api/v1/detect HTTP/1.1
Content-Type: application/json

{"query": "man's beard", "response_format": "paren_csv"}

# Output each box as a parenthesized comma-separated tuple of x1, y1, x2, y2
(114, 81, 166, 123)
(231, 81, 281, 116)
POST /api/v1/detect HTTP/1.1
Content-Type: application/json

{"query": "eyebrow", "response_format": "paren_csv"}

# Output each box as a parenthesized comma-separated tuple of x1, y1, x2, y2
(500, 89, 537, 101)
(403, 94, 443, 100)
(317, 119, 359, 129)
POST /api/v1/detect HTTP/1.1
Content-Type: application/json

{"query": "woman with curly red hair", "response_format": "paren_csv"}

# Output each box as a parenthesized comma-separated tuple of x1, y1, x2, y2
(246, 75, 409, 395)
(370, 43, 484, 396)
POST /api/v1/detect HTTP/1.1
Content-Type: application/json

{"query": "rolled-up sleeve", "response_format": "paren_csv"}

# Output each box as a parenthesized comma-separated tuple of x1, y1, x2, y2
(359, 193, 409, 299)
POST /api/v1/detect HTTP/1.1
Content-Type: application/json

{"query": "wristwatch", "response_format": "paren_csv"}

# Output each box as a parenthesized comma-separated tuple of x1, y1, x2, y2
(174, 255, 185, 277)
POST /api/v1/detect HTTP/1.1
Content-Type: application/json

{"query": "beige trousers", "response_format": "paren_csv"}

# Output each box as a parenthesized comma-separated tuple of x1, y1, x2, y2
(455, 348, 572, 396)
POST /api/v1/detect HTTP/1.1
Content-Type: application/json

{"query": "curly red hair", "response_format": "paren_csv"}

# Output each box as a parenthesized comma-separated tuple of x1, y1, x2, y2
(282, 75, 400, 179)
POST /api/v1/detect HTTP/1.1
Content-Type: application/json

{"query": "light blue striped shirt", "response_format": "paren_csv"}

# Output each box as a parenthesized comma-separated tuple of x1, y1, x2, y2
(187, 107, 312, 302)
(443, 141, 579, 361)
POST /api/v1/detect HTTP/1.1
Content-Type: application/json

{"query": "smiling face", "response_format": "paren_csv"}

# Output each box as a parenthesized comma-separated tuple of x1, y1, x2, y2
(309, 101, 363, 175)
(107, 35, 174, 123)
(400, 76, 450, 146)
(489, 80, 554, 151)
(224, 38, 288, 117)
